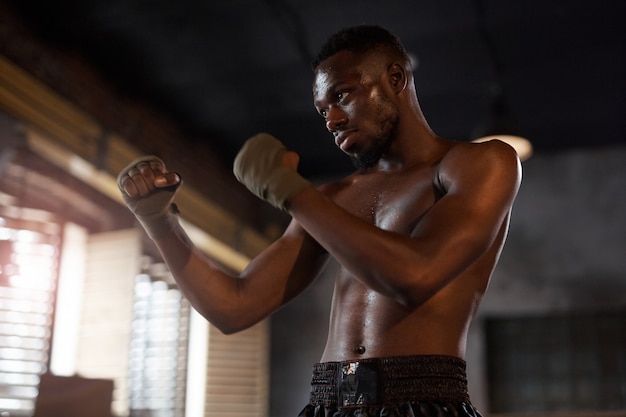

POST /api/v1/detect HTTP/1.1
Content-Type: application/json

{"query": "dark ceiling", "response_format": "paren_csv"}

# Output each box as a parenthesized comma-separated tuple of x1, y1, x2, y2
(4, 0, 625, 181)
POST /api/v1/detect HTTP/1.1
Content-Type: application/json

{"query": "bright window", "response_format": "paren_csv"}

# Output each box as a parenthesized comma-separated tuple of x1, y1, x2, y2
(0, 214, 60, 417)
(128, 271, 190, 417)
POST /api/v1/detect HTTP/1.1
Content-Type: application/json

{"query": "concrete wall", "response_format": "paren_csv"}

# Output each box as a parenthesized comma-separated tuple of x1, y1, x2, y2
(269, 146, 626, 416)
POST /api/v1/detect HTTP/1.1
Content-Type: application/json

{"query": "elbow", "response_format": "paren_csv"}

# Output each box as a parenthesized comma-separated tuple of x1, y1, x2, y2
(205, 312, 259, 335)
(215, 323, 242, 335)
(211, 320, 247, 335)
(369, 278, 425, 310)
(393, 288, 433, 310)
(389, 267, 446, 309)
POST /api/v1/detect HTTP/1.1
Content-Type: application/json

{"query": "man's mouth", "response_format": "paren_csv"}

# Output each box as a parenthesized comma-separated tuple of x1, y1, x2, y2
(335, 130, 356, 152)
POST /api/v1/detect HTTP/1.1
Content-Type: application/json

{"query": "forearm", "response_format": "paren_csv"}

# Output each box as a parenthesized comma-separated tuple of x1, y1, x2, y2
(151, 224, 272, 333)
(152, 221, 323, 333)
(288, 187, 435, 306)
(150, 224, 246, 332)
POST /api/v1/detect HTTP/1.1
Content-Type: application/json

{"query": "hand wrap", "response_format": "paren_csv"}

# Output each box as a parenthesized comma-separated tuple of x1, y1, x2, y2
(233, 133, 310, 211)
(117, 155, 181, 239)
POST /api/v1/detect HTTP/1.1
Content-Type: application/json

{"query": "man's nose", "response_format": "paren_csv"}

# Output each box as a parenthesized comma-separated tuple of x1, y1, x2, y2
(325, 107, 347, 132)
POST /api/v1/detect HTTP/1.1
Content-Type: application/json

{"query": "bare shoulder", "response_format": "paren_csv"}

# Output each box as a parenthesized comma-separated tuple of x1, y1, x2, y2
(443, 138, 520, 167)
(437, 139, 521, 192)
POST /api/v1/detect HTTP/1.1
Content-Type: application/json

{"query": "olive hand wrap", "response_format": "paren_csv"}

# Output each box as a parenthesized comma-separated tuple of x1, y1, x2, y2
(117, 155, 181, 239)
(233, 133, 311, 211)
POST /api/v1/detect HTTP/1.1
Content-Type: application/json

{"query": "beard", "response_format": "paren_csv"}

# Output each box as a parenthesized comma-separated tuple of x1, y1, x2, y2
(350, 135, 392, 169)
(349, 106, 399, 170)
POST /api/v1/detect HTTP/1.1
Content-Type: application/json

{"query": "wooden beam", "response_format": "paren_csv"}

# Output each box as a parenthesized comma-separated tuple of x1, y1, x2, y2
(0, 54, 271, 271)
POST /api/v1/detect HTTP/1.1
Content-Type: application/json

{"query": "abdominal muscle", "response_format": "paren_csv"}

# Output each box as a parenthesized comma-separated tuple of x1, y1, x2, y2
(319, 246, 497, 363)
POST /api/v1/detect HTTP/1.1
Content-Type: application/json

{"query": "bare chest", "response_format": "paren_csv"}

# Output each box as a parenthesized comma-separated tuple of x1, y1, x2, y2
(330, 168, 440, 233)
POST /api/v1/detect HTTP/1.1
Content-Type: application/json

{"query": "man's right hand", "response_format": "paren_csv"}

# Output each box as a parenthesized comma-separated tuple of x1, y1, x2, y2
(117, 156, 182, 239)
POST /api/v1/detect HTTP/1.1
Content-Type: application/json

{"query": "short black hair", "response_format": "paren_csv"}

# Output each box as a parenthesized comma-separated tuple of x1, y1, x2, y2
(311, 25, 409, 70)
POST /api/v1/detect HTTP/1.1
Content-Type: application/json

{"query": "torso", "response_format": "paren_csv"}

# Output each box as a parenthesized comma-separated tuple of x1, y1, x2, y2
(319, 142, 509, 362)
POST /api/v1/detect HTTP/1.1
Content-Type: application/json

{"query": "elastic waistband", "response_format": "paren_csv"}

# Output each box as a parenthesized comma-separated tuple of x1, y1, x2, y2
(309, 355, 470, 407)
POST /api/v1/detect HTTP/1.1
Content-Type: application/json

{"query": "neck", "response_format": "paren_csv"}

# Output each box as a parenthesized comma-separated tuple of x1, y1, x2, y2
(374, 112, 443, 172)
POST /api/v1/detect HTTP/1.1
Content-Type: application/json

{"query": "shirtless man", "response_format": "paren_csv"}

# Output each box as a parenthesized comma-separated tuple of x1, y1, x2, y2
(118, 25, 521, 416)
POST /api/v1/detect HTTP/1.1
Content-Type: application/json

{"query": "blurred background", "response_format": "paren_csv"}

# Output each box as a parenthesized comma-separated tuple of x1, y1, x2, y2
(0, 0, 624, 416)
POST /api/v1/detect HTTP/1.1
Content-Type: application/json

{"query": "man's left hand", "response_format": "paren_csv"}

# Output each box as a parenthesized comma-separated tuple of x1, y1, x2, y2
(233, 133, 311, 211)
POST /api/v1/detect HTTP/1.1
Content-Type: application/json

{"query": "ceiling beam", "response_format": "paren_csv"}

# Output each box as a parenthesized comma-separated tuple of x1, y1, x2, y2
(0, 53, 269, 272)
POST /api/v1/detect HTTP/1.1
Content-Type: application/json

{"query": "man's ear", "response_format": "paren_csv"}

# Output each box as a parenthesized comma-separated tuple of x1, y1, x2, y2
(388, 63, 408, 93)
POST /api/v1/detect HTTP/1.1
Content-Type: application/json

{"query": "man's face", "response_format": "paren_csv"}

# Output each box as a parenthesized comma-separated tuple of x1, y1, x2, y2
(313, 51, 399, 169)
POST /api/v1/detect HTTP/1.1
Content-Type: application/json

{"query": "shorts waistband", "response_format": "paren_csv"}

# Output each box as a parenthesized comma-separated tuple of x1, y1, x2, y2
(309, 355, 470, 407)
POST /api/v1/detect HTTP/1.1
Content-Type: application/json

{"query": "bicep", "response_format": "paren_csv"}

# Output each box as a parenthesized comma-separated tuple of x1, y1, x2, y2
(410, 141, 521, 276)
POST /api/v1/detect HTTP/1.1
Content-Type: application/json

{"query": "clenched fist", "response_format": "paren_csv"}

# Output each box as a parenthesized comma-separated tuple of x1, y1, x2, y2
(233, 133, 311, 211)
(117, 156, 181, 239)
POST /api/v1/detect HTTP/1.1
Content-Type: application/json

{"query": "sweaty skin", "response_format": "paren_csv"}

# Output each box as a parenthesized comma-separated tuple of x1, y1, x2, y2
(119, 47, 521, 364)
(304, 141, 513, 361)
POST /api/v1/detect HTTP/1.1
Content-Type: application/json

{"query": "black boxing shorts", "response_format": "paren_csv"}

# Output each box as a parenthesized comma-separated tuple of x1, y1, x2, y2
(298, 355, 482, 417)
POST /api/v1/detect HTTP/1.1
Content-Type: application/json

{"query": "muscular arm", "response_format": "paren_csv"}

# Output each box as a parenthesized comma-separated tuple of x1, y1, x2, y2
(288, 140, 521, 308)
(118, 157, 328, 335)
(153, 220, 327, 334)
